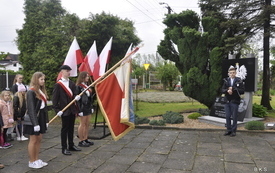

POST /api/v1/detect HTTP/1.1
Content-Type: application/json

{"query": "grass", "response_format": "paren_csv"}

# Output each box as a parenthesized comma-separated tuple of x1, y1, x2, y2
(135, 101, 206, 117)
(253, 95, 275, 118)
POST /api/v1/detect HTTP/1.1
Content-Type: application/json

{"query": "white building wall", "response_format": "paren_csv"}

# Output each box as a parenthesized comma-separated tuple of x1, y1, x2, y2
(0, 62, 22, 71)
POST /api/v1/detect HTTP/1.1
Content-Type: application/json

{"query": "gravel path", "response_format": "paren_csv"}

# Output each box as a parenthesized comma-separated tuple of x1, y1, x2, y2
(133, 91, 192, 103)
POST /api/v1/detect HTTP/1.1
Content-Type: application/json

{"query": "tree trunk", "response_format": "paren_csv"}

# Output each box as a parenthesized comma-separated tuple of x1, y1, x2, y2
(261, 0, 272, 110)
(163, 83, 167, 91)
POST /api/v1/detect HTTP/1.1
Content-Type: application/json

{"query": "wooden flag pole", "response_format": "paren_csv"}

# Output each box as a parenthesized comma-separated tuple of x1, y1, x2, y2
(49, 46, 140, 124)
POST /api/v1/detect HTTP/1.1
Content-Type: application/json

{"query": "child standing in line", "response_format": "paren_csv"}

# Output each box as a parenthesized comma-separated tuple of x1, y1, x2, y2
(0, 106, 4, 148)
(13, 85, 28, 141)
(1, 112, 6, 168)
(11, 74, 28, 94)
(24, 72, 49, 169)
(76, 71, 94, 147)
(0, 90, 14, 149)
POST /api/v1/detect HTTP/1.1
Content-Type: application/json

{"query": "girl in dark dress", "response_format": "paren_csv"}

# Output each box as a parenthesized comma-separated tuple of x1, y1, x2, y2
(24, 72, 49, 169)
(76, 71, 94, 147)
(13, 85, 28, 141)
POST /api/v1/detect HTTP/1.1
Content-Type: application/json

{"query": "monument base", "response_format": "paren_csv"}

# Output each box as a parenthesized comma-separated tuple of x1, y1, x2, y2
(198, 115, 265, 127)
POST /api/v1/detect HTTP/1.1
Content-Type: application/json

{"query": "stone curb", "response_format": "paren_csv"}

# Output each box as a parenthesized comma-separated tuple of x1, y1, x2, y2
(135, 125, 275, 133)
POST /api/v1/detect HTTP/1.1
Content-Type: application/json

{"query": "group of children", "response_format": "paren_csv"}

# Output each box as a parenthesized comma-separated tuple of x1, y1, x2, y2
(0, 74, 28, 150)
(0, 66, 96, 169)
(1, 72, 50, 169)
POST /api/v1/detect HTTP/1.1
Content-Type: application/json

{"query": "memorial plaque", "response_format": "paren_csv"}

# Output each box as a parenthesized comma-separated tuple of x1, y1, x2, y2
(210, 97, 246, 121)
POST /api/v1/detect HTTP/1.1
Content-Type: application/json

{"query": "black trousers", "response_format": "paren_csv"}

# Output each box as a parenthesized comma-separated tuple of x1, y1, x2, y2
(61, 114, 76, 149)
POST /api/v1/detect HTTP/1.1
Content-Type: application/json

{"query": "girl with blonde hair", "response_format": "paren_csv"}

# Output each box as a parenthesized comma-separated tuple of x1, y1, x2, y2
(11, 74, 27, 94)
(0, 90, 14, 149)
(13, 84, 28, 141)
(23, 72, 49, 169)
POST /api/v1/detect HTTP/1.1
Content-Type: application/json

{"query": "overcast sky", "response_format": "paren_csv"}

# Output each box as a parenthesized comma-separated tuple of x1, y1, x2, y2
(0, 0, 200, 55)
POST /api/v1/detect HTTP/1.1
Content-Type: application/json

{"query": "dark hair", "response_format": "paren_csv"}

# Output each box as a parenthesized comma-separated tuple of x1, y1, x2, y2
(228, 67, 236, 72)
(76, 71, 90, 85)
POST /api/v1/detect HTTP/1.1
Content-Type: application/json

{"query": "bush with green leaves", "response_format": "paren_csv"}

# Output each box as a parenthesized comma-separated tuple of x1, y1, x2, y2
(149, 119, 166, 126)
(245, 121, 265, 130)
(252, 103, 268, 118)
(188, 112, 202, 119)
(270, 89, 275, 96)
(135, 115, 150, 125)
(196, 108, 210, 115)
(162, 111, 184, 124)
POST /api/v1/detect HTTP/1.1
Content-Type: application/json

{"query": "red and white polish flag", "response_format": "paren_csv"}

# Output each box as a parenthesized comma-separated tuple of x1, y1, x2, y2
(93, 37, 113, 80)
(79, 41, 98, 76)
(57, 37, 83, 80)
(95, 60, 135, 141)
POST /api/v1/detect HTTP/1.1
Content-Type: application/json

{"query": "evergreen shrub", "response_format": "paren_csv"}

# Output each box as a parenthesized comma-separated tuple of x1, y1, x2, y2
(197, 108, 210, 115)
(135, 115, 150, 125)
(162, 111, 184, 124)
(245, 121, 265, 130)
(252, 103, 268, 118)
(149, 119, 166, 126)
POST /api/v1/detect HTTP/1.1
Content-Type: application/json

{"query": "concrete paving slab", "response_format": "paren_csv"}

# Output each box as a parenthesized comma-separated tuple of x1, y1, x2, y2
(162, 158, 193, 171)
(224, 162, 256, 173)
(137, 153, 167, 164)
(224, 153, 254, 163)
(1, 125, 275, 173)
(254, 160, 275, 173)
(193, 155, 224, 173)
(127, 161, 162, 173)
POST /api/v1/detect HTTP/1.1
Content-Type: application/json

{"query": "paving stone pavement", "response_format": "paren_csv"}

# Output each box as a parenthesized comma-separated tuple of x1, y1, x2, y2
(1, 125, 275, 173)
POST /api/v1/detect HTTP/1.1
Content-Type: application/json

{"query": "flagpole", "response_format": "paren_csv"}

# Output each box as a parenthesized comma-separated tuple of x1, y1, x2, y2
(49, 46, 141, 124)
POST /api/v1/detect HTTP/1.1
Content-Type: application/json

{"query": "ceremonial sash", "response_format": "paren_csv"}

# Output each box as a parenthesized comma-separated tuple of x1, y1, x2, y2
(39, 89, 47, 104)
(29, 87, 47, 109)
(57, 81, 73, 98)
(78, 83, 92, 93)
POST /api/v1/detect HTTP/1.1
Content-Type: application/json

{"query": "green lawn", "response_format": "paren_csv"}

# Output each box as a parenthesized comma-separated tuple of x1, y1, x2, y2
(134, 101, 206, 117)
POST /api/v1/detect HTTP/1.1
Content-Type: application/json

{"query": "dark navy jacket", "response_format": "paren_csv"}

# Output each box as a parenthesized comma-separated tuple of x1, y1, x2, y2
(221, 77, 245, 105)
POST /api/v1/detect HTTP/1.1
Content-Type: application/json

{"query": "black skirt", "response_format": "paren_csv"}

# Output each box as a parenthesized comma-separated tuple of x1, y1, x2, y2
(24, 109, 47, 135)
(82, 104, 92, 116)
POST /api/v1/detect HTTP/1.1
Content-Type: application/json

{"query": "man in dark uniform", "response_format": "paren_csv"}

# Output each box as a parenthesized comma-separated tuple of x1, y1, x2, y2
(222, 66, 245, 137)
(52, 65, 81, 155)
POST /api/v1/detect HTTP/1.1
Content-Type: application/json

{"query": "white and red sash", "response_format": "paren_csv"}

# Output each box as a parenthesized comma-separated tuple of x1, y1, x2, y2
(78, 83, 92, 93)
(29, 88, 47, 109)
(79, 83, 92, 97)
(57, 81, 73, 98)
(39, 89, 47, 108)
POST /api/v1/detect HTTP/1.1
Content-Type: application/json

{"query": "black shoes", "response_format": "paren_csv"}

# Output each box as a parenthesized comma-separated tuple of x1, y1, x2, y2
(78, 139, 95, 147)
(78, 141, 90, 147)
(62, 145, 81, 155)
(69, 145, 81, 151)
(85, 139, 94, 145)
(62, 149, 71, 155)
(224, 131, 236, 137)
(224, 132, 231, 136)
